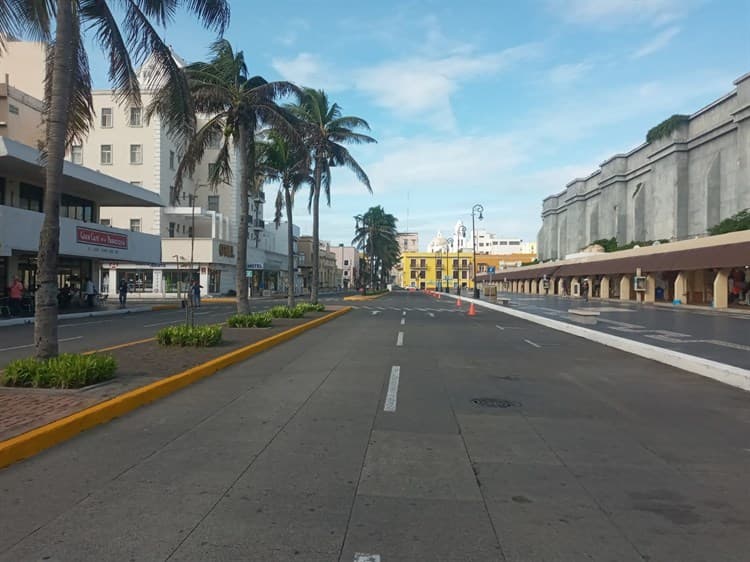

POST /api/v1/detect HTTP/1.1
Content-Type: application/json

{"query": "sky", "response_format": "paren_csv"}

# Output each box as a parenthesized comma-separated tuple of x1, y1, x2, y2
(88, 0, 750, 250)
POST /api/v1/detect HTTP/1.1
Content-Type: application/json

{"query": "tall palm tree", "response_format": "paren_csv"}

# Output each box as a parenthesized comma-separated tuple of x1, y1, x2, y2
(288, 89, 376, 304)
(158, 40, 299, 314)
(262, 134, 311, 308)
(0, 1, 229, 358)
(353, 206, 399, 291)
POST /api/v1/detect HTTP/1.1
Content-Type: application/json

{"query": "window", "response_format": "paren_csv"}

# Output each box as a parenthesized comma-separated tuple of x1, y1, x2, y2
(129, 107, 142, 127)
(117, 269, 153, 293)
(130, 144, 143, 164)
(70, 144, 83, 165)
(410, 258, 417, 267)
(207, 195, 220, 212)
(130, 181, 142, 187)
(208, 162, 218, 178)
(462, 271, 468, 279)
(8, 103, 19, 115)
(509, 241, 520, 246)
(419, 271, 426, 279)
(419, 259, 426, 267)
(410, 271, 417, 279)
(130, 218, 141, 232)
(436, 259, 442, 268)
(101, 107, 113, 128)
(453, 259, 459, 269)
(19, 183, 43, 212)
(100, 144, 112, 165)
(60, 194, 94, 222)
(462, 259, 468, 267)
(100, 218, 111, 227)
(344, 259, 349, 266)
(188, 226, 193, 238)
(168, 222, 175, 238)
(169, 150, 175, 170)
(208, 132, 221, 149)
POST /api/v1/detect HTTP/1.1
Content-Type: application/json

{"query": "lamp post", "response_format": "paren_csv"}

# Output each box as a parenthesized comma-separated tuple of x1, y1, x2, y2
(456, 225, 466, 294)
(445, 237, 453, 293)
(471, 204, 484, 299)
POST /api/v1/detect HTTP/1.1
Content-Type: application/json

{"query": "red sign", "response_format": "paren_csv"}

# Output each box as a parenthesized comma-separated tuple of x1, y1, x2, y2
(76, 227, 128, 249)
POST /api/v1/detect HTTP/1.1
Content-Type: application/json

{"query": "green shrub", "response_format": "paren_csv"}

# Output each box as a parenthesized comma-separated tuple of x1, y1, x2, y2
(227, 312, 273, 328)
(295, 302, 325, 313)
(268, 305, 305, 318)
(1, 354, 117, 389)
(157, 324, 222, 346)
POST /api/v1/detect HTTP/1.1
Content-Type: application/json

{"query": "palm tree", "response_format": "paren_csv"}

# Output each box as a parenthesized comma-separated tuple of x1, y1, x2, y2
(0, 1, 229, 358)
(353, 206, 400, 291)
(158, 40, 299, 314)
(288, 89, 376, 303)
(262, 134, 311, 308)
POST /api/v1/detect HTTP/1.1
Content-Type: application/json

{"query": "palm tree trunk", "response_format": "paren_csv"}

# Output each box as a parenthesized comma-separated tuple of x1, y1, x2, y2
(311, 158, 323, 304)
(35, 4, 75, 359)
(284, 185, 295, 308)
(235, 126, 251, 314)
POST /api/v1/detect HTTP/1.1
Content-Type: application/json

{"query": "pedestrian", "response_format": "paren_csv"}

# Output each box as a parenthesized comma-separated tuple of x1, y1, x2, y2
(581, 279, 589, 302)
(84, 277, 96, 308)
(191, 279, 203, 307)
(9, 276, 24, 316)
(118, 278, 128, 308)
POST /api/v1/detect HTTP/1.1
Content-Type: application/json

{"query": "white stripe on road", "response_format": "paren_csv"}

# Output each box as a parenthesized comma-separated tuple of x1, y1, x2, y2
(0, 336, 83, 353)
(355, 554, 381, 562)
(496, 324, 504, 331)
(143, 319, 182, 328)
(400, 317, 405, 325)
(59, 320, 110, 328)
(402, 310, 406, 316)
(428, 312, 435, 318)
(524, 338, 541, 348)
(396, 332, 404, 346)
(372, 311, 381, 316)
(384, 366, 400, 412)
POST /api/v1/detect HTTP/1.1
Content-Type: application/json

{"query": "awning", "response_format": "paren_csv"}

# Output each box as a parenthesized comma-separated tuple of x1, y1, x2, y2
(477, 264, 559, 282)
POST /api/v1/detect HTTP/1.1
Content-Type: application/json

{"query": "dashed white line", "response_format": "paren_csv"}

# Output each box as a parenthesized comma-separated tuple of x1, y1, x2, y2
(59, 320, 110, 328)
(400, 317, 405, 325)
(428, 312, 435, 318)
(402, 310, 406, 317)
(143, 319, 182, 328)
(396, 331, 404, 346)
(384, 366, 400, 412)
(496, 324, 504, 331)
(524, 338, 541, 348)
(355, 554, 381, 562)
(372, 311, 381, 316)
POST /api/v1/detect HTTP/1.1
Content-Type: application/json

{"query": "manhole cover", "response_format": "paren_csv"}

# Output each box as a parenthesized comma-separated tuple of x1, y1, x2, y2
(471, 398, 520, 408)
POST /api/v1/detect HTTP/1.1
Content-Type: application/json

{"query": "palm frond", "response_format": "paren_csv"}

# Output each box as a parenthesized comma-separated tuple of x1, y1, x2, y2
(329, 115, 371, 131)
(172, 113, 226, 201)
(330, 145, 372, 193)
(0, 0, 52, 50)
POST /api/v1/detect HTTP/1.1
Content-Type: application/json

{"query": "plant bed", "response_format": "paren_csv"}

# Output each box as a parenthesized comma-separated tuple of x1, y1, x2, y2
(157, 324, 223, 346)
(1, 353, 117, 389)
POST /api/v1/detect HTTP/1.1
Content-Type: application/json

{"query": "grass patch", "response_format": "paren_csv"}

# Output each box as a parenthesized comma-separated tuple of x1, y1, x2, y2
(157, 324, 223, 347)
(1, 354, 117, 389)
(227, 312, 273, 328)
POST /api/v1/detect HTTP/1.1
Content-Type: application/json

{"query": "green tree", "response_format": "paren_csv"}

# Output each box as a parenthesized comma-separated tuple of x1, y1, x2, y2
(262, 134, 312, 307)
(288, 89, 376, 303)
(0, 0, 229, 358)
(708, 209, 750, 235)
(159, 40, 299, 314)
(353, 206, 400, 291)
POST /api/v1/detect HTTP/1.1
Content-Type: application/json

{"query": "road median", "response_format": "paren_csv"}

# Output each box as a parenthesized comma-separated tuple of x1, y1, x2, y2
(0, 306, 351, 469)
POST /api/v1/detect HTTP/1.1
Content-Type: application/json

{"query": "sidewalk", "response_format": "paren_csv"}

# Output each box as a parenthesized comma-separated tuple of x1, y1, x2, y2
(0, 303, 166, 328)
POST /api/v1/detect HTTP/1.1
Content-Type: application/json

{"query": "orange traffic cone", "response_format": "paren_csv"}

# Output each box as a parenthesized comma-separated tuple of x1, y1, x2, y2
(468, 302, 476, 316)
(456, 297, 462, 306)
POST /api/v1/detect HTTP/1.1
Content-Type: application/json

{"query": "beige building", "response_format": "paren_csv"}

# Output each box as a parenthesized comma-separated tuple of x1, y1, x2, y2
(298, 237, 339, 292)
(332, 244, 358, 289)
(396, 232, 419, 253)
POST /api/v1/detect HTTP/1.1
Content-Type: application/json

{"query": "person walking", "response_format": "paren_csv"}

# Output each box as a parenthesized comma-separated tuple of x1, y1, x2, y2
(581, 278, 590, 302)
(118, 278, 128, 308)
(9, 276, 24, 316)
(84, 277, 96, 308)
(191, 279, 203, 308)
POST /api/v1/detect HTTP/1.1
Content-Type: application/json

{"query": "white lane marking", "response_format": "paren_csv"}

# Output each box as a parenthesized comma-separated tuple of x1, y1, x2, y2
(59, 320, 110, 328)
(372, 311, 381, 316)
(384, 366, 400, 412)
(524, 339, 541, 348)
(396, 331, 404, 346)
(143, 319, 182, 328)
(496, 324, 504, 331)
(193, 311, 211, 316)
(400, 317, 405, 325)
(402, 310, 406, 316)
(428, 312, 435, 318)
(355, 554, 381, 562)
(1, 336, 84, 352)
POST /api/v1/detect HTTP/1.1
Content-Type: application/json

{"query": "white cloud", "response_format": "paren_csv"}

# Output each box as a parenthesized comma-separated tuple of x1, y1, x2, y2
(271, 53, 345, 90)
(546, 62, 594, 86)
(631, 26, 680, 58)
(354, 44, 541, 131)
(275, 19, 310, 47)
(550, 0, 692, 25)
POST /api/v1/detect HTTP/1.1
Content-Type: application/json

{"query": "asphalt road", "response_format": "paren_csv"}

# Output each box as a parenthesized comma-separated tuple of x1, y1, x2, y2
(1, 291, 749, 561)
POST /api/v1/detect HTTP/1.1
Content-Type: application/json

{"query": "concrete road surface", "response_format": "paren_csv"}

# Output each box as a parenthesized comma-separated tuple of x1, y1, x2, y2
(1, 291, 748, 561)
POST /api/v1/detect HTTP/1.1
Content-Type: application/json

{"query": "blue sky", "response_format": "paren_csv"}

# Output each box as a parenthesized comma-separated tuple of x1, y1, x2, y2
(89, 0, 749, 249)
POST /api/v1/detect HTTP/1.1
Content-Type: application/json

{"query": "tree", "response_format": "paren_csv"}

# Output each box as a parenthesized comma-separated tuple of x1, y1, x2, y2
(159, 39, 299, 314)
(262, 133, 312, 307)
(353, 206, 400, 291)
(708, 209, 750, 235)
(288, 89, 376, 303)
(0, 1, 230, 358)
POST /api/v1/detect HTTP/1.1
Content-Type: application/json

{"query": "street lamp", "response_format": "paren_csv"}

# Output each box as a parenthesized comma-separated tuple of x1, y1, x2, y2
(471, 204, 484, 299)
(456, 225, 466, 294)
(445, 237, 453, 293)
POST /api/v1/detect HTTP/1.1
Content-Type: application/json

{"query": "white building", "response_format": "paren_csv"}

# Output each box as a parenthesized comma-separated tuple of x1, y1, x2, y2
(332, 244, 358, 289)
(396, 232, 419, 253)
(427, 222, 536, 257)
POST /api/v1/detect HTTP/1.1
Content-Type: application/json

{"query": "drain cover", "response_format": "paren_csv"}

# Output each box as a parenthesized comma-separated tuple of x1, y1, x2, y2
(471, 398, 520, 408)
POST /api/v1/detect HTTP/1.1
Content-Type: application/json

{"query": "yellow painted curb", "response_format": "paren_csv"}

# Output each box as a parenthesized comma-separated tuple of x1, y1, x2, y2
(344, 292, 389, 301)
(0, 307, 352, 470)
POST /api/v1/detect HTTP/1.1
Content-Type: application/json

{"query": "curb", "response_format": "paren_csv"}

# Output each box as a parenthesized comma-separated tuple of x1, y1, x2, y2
(0, 307, 352, 470)
(443, 293, 750, 392)
(344, 292, 389, 301)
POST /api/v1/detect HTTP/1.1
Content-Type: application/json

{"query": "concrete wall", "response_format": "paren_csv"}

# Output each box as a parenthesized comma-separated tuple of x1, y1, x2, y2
(0, 84, 44, 147)
(539, 73, 750, 261)
(0, 41, 46, 100)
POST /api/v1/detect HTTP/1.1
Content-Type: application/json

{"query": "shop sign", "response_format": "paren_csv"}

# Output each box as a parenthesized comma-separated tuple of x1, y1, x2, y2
(247, 263, 264, 270)
(218, 243, 234, 258)
(76, 227, 128, 249)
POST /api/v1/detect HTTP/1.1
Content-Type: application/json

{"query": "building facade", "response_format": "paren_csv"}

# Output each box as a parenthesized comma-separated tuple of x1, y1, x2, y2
(298, 237, 339, 292)
(539, 72, 750, 261)
(396, 232, 419, 253)
(332, 244, 358, 289)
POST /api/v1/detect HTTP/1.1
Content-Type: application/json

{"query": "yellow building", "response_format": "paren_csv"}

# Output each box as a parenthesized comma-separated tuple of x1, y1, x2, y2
(398, 251, 537, 290)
